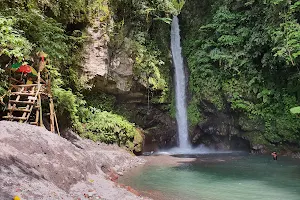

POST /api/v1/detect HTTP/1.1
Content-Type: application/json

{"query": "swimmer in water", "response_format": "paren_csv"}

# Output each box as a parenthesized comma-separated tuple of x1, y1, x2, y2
(271, 152, 277, 160)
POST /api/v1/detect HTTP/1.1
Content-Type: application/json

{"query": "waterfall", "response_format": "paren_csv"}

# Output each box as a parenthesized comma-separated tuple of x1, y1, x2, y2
(171, 16, 190, 149)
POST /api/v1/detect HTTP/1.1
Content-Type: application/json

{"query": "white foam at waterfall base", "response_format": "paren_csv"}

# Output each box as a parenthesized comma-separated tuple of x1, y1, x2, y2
(157, 144, 233, 155)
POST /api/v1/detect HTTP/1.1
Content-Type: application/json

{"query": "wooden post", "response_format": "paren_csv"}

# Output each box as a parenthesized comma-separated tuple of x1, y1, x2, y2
(49, 96, 55, 132)
(37, 51, 46, 127)
(35, 106, 39, 126)
(38, 93, 43, 127)
(54, 109, 60, 136)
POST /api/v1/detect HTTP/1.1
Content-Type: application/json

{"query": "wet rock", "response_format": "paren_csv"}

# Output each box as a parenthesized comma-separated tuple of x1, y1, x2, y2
(251, 144, 267, 154)
(187, 96, 277, 153)
(117, 103, 177, 151)
(292, 152, 300, 159)
(239, 116, 264, 132)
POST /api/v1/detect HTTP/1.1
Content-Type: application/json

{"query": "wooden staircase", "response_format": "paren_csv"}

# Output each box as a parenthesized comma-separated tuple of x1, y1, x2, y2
(3, 84, 42, 124)
(2, 52, 59, 134)
(2, 83, 59, 134)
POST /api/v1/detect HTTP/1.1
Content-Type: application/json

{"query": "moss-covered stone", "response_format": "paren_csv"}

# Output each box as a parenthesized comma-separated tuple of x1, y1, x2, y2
(238, 115, 264, 132)
(133, 129, 144, 153)
(243, 131, 269, 146)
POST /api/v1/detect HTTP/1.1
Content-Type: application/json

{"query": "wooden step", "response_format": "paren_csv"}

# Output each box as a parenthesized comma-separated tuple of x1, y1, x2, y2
(11, 92, 36, 96)
(6, 108, 31, 112)
(2, 116, 27, 120)
(12, 84, 39, 87)
(9, 100, 35, 105)
(30, 122, 38, 125)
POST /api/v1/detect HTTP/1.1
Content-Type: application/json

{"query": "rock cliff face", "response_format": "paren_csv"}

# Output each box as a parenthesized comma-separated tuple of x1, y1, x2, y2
(83, 21, 109, 80)
(82, 20, 177, 152)
(83, 20, 149, 101)
(190, 100, 263, 153)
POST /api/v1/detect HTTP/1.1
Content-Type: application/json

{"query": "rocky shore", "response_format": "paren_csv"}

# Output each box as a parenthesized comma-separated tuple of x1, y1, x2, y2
(0, 121, 149, 200)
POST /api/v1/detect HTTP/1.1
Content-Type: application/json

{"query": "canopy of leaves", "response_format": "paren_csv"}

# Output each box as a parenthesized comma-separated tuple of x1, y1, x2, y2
(181, 0, 300, 148)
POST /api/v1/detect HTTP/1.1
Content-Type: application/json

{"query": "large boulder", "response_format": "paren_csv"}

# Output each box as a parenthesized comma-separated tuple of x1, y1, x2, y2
(82, 21, 147, 101)
(0, 121, 145, 200)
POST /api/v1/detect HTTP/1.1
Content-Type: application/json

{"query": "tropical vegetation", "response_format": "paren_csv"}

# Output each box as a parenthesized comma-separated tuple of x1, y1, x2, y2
(182, 0, 300, 150)
(0, 0, 182, 152)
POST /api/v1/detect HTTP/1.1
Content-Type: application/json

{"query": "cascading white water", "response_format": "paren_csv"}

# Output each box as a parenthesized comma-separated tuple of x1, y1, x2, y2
(171, 16, 190, 149)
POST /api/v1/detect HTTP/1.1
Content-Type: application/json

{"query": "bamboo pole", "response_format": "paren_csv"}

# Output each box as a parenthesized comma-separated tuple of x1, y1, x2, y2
(54, 109, 60, 136)
(35, 106, 39, 125)
(38, 93, 43, 127)
(49, 96, 55, 132)
(37, 52, 46, 127)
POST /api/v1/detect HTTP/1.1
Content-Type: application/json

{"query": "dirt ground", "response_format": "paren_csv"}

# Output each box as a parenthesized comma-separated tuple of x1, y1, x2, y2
(0, 121, 149, 200)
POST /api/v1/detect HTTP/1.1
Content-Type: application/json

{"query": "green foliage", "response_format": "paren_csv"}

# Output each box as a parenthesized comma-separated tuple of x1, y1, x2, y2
(12, 10, 69, 61)
(85, 93, 116, 111)
(153, 17, 172, 24)
(133, 38, 168, 94)
(290, 106, 300, 114)
(1, 1, 92, 129)
(81, 110, 141, 152)
(0, 0, 89, 24)
(181, 0, 300, 147)
(171, 0, 185, 14)
(108, 0, 175, 103)
(53, 88, 82, 124)
(109, 0, 178, 23)
(187, 98, 203, 127)
(52, 87, 141, 152)
(0, 0, 177, 151)
(0, 15, 33, 102)
(0, 16, 32, 58)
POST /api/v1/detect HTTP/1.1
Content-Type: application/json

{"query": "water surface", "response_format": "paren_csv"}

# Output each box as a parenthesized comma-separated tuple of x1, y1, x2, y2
(120, 154, 300, 200)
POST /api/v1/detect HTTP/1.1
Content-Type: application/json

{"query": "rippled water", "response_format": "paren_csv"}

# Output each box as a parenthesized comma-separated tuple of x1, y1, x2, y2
(120, 155, 300, 200)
